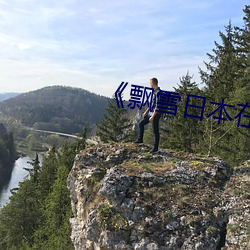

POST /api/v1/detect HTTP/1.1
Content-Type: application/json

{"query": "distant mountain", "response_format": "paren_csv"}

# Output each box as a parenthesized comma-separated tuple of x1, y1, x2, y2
(0, 86, 109, 134)
(0, 93, 20, 102)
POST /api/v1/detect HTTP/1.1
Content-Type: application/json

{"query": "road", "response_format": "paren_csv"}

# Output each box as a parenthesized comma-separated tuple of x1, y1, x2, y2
(26, 127, 83, 139)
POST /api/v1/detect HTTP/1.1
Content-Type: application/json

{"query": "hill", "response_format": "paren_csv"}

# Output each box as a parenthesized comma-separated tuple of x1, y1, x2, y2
(0, 123, 16, 188)
(0, 93, 19, 102)
(0, 86, 109, 134)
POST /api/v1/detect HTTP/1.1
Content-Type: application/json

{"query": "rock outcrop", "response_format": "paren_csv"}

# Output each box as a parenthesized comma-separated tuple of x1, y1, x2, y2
(222, 162, 250, 250)
(67, 143, 250, 250)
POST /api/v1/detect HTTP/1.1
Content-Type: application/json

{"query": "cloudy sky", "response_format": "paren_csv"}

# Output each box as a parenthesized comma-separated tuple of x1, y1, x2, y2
(0, 0, 248, 97)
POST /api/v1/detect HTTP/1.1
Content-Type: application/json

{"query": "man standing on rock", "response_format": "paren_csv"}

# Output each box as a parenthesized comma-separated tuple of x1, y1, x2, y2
(134, 78, 161, 153)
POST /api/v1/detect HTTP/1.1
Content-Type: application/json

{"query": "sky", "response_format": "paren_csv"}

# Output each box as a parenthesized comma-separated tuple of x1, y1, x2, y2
(0, 0, 248, 98)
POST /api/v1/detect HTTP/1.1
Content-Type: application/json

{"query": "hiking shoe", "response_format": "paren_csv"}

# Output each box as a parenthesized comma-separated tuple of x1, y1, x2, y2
(134, 140, 143, 144)
(149, 148, 158, 153)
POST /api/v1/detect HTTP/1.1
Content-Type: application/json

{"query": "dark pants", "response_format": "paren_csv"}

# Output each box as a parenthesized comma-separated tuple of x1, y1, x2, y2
(137, 113, 161, 150)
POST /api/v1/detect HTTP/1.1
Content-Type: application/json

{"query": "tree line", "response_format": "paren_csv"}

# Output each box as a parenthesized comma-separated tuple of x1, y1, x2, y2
(0, 128, 87, 250)
(97, 5, 250, 165)
(0, 4, 248, 250)
(0, 123, 17, 188)
(0, 86, 109, 134)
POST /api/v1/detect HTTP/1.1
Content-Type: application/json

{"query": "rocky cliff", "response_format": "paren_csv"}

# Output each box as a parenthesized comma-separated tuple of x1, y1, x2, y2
(67, 143, 250, 250)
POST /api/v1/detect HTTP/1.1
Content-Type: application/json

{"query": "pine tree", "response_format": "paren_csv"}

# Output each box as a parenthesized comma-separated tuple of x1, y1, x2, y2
(26, 153, 40, 184)
(162, 73, 203, 152)
(197, 5, 250, 162)
(198, 21, 239, 158)
(226, 4, 250, 163)
(0, 141, 80, 249)
(75, 125, 87, 151)
(96, 96, 131, 143)
(199, 21, 238, 101)
(33, 164, 73, 250)
(0, 179, 40, 249)
(38, 146, 58, 200)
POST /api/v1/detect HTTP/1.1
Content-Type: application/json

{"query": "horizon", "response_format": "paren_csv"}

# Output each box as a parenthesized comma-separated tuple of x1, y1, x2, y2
(0, 0, 248, 98)
(0, 85, 111, 98)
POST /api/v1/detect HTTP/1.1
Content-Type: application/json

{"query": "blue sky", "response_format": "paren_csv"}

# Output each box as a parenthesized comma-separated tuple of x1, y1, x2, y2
(0, 0, 248, 98)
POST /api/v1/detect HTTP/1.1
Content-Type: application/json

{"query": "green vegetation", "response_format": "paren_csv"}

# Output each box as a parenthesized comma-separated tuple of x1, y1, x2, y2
(247, 223, 250, 235)
(0, 86, 109, 135)
(160, 210, 173, 222)
(0, 123, 17, 188)
(0, 4, 248, 249)
(206, 226, 219, 237)
(0, 86, 109, 156)
(0, 131, 87, 250)
(96, 95, 133, 142)
(160, 5, 250, 165)
(142, 152, 153, 158)
(227, 223, 240, 234)
(0, 123, 16, 164)
(98, 203, 129, 231)
(87, 169, 106, 186)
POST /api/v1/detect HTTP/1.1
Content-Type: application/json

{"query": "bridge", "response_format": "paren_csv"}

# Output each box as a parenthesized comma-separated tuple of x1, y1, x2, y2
(26, 127, 83, 139)
(26, 127, 98, 145)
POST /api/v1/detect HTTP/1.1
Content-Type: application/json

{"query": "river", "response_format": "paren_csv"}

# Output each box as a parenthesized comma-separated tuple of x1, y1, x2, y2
(0, 156, 33, 208)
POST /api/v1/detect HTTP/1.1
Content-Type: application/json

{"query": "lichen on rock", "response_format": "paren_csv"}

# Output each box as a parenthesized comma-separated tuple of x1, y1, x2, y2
(67, 143, 249, 250)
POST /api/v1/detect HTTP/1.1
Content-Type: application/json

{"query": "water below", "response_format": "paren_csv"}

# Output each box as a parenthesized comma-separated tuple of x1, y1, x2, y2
(0, 156, 32, 208)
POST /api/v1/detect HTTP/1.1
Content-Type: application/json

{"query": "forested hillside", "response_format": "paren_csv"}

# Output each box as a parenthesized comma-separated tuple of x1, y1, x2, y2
(0, 4, 249, 250)
(0, 123, 16, 188)
(0, 86, 109, 134)
(0, 144, 77, 249)
(0, 93, 19, 102)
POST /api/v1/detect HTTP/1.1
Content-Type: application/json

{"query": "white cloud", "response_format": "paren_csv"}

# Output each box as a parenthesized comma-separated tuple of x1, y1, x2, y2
(17, 42, 32, 50)
(0, 0, 247, 96)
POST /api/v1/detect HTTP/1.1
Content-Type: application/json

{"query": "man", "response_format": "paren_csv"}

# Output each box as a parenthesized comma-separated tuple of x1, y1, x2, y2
(135, 78, 161, 153)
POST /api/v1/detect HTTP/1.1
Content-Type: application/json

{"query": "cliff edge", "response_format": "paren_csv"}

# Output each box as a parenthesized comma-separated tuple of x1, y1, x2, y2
(67, 143, 250, 250)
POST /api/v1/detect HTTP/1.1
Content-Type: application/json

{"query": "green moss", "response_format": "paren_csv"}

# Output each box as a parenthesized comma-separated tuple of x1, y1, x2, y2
(156, 192, 165, 201)
(160, 210, 173, 222)
(190, 160, 200, 166)
(246, 223, 250, 235)
(177, 196, 190, 208)
(87, 169, 106, 186)
(142, 164, 152, 171)
(97, 203, 129, 231)
(227, 223, 240, 233)
(234, 163, 250, 170)
(142, 188, 154, 200)
(206, 226, 219, 237)
(170, 158, 179, 163)
(77, 163, 85, 170)
(142, 152, 153, 158)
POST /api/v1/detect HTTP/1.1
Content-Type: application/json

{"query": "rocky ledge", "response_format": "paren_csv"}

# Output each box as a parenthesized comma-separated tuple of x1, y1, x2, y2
(67, 143, 250, 250)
